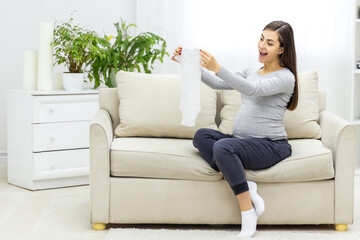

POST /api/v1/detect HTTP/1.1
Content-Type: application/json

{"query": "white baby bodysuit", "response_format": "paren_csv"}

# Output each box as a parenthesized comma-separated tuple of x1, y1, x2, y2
(175, 48, 202, 127)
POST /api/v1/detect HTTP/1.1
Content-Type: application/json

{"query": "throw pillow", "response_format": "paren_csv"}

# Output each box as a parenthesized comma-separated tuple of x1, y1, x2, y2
(218, 90, 242, 134)
(283, 70, 321, 139)
(114, 70, 218, 138)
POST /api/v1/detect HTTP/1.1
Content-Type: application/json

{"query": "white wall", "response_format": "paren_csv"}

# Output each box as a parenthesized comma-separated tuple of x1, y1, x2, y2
(0, 0, 137, 153)
(137, 0, 353, 120)
(0, 0, 355, 155)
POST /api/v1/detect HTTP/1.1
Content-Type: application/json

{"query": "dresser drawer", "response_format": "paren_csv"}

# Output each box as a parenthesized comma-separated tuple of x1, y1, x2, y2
(33, 149, 89, 181)
(33, 121, 91, 152)
(33, 94, 99, 123)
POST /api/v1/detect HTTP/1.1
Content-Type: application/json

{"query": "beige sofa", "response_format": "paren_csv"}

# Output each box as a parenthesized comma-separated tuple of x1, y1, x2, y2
(89, 70, 356, 231)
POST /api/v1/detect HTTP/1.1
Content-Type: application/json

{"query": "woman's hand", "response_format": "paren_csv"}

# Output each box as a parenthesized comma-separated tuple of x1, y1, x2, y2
(200, 50, 221, 74)
(171, 46, 182, 63)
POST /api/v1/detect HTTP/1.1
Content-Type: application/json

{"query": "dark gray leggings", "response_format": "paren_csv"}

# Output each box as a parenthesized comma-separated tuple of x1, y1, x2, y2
(193, 128, 292, 195)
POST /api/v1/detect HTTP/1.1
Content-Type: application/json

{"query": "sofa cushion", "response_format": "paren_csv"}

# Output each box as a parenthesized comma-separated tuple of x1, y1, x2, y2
(110, 138, 334, 182)
(283, 71, 321, 139)
(245, 139, 334, 182)
(218, 89, 242, 134)
(110, 137, 223, 182)
(219, 70, 322, 139)
(114, 70, 218, 139)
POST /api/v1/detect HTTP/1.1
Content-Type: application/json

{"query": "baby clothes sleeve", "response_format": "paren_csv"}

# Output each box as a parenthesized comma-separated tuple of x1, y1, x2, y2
(175, 48, 202, 127)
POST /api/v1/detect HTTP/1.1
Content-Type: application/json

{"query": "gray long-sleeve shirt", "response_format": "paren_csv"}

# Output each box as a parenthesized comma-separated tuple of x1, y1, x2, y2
(201, 66, 295, 140)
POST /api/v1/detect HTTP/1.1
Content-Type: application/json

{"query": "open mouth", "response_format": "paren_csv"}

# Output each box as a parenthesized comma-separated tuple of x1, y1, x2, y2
(260, 52, 268, 57)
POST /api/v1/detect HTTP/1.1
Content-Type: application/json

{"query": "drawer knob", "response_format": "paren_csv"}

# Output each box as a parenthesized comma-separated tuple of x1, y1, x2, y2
(50, 106, 55, 112)
(50, 135, 56, 141)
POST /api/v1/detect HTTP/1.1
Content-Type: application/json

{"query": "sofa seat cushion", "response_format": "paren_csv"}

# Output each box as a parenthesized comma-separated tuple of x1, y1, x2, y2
(110, 138, 334, 182)
(110, 137, 223, 182)
(245, 139, 334, 182)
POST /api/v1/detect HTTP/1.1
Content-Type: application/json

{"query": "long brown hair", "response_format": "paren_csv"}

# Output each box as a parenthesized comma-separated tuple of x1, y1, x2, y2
(264, 21, 298, 111)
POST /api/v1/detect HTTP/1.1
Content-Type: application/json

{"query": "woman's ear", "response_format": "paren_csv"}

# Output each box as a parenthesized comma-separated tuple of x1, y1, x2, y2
(278, 47, 284, 55)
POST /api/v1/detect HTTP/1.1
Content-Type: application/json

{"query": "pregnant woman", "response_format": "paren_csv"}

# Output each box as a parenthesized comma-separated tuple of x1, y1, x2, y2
(171, 20, 298, 238)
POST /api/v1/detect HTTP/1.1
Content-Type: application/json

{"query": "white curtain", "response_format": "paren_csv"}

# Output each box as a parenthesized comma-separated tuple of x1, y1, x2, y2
(136, 0, 354, 119)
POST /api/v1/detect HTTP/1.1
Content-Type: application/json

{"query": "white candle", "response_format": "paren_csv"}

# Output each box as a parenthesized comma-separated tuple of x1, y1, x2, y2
(23, 50, 38, 90)
(37, 22, 54, 91)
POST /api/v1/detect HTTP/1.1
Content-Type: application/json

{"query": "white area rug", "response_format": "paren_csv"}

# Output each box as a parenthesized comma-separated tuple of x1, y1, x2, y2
(105, 227, 360, 240)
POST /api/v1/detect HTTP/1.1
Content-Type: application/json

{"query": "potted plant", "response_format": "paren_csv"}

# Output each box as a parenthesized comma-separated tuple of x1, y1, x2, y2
(88, 18, 169, 88)
(51, 16, 102, 91)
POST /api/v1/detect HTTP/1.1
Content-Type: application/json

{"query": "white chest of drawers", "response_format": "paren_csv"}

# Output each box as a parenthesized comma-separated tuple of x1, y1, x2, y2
(7, 89, 99, 190)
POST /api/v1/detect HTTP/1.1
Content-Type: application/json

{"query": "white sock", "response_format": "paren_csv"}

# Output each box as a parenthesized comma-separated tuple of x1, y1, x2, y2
(237, 208, 258, 238)
(247, 181, 265, 216)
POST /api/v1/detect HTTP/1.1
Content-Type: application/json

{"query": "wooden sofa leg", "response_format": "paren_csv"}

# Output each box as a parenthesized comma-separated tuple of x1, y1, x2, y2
(93, 223, 106, 230)
(335, 224, 348, 231)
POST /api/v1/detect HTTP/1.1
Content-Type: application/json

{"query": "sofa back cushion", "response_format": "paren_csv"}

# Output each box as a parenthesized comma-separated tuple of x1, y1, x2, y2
(219, 70, 322, 139)
(218, 89, 242, 134)
(283, 71, 321, 139)
(114, 70, 218, 138)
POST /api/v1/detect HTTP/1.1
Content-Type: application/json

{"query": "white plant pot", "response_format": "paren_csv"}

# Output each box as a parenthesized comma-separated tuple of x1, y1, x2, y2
(62, 73, 84, 91)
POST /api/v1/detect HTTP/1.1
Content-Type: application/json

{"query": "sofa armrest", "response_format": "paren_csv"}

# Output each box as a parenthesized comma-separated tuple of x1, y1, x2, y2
(319, 110, 356, 224)
(89, 109, 114, 224)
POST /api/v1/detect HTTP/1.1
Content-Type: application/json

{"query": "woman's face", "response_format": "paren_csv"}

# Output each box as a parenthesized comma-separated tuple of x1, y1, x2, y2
(258, 29, 284, 65)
